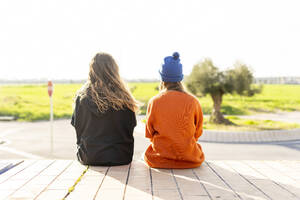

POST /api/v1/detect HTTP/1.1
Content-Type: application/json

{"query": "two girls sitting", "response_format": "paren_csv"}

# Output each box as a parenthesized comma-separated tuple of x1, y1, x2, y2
(71, 52, 205, 168)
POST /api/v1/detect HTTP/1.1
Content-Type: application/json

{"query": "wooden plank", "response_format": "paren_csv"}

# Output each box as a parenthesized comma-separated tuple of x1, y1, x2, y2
(66, 165, 109, 200)
(264, 161, 300, 183)
(36, 161, 86, 200)
(1, 160, 298, 200)
(243, 160, 300, 200)
(0, 160, 36, 184)
(7, 160, 70, 199)
(207, 161, 272, 200)
(151, 168, 181, 200)
(223, 161, 266, 180)
(0, 160, 54, 199)
(172, 168, 210, 200)
(263, 162, 300, 198)
(123, 160, 152, 200)
(32, 189, 67, 200)
(0, 190, 14, 199)
(0, 160, 22, 175)
(193, 162, 240, 200)
(8, 160, 72, 200)
(280, 161, 300, 173)
(256, 161, 300, 197)
(94, 164, 130, 200)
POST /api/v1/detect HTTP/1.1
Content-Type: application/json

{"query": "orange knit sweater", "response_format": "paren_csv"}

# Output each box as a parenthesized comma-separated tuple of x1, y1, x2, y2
(144, 90, 205, 169)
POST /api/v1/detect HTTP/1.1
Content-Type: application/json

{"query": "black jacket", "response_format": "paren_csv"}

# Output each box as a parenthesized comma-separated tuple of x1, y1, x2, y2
(71, 95, 136, 166)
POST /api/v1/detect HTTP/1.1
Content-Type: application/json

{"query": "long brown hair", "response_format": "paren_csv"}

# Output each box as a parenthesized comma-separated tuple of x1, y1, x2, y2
(159, 81, 186, 93)
(78, 53, 138, 113)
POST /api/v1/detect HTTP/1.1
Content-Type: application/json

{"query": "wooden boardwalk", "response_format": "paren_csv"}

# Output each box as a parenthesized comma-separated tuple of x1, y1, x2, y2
(0, 160, 299, 200)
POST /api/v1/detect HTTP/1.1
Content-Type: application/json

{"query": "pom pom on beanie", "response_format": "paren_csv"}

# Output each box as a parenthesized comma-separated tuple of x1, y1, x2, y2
(172, 52, 179, 60)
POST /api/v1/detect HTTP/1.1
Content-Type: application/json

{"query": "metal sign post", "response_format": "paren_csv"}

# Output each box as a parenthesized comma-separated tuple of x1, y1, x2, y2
(48, 81, 54, 155)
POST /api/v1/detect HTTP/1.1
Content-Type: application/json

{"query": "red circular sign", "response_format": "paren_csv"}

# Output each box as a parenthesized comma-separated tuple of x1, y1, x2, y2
(48, 81, 53, 97)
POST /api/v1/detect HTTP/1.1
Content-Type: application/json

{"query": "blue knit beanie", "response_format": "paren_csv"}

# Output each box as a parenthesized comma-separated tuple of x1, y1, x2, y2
(159, 52, 183, 82)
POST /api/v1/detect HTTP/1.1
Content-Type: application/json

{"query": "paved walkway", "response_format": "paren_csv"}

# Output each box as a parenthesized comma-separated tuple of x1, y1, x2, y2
(1, 159, 300, 200)
(200, 129, 300, 143)
(1, 118, 300, 160)
(1, 111, 300, 145)
(202, 111, 300, 143)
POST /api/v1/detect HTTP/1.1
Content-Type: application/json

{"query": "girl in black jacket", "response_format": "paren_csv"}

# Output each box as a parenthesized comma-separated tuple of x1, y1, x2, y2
(71, 53, 138, 166)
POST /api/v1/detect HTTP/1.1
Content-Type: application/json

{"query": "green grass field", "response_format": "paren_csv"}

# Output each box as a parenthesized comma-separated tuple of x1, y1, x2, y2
(0, 83, 300, 128)
(130, 83, 300, 116)
(0, 84, 81, 121)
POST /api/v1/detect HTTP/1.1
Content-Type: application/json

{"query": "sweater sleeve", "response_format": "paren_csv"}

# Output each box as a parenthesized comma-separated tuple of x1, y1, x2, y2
(71, 97, 79, 127)
(145, 99, 155, 139)
(194, 100, 203, 140)
(133, 113, 137, 127)
(71, 96, 81, 145)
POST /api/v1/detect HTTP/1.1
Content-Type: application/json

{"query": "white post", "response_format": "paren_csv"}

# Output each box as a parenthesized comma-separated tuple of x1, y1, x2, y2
(48, 80, 54, 155)
(50, 95, 53, 155)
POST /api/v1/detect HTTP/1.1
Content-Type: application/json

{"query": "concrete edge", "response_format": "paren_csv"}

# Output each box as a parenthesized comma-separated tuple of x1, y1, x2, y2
(199, 129, 300, 143)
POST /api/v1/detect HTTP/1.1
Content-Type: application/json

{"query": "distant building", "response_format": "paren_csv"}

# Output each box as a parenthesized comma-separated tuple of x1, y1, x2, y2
(254, 77, 300, 84)
(1, 77, 300, 85)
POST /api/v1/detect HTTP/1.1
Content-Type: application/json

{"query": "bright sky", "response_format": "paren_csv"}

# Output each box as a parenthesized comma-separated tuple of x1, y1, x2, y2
(0, 0, 300, 80)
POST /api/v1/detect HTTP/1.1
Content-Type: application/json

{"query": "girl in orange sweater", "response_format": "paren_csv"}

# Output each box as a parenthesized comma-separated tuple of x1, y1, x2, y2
(144, 52, 205, 169)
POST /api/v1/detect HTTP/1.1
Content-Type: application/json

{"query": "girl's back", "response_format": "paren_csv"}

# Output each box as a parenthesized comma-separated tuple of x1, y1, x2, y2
(144, 52, 205, 169)
(145, 90, 205, 169)
(72, 95, 136, 166)
(71, 52, 138, 166)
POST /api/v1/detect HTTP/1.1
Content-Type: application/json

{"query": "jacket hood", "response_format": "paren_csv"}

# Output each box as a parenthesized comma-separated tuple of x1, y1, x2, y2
(80, 95, 106, 117)
(80, 95, 128, 117)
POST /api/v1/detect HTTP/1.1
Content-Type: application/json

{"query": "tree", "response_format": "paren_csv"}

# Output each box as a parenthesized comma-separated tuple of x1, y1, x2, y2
(186, 59, 261, 124)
